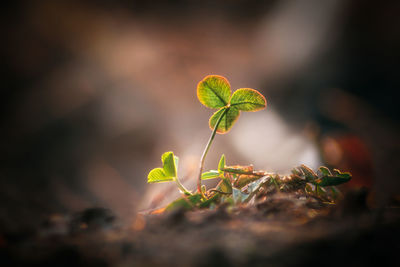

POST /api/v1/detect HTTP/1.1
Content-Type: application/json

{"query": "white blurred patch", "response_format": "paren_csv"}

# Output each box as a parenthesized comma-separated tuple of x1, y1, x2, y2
(230, 110, 321, 173)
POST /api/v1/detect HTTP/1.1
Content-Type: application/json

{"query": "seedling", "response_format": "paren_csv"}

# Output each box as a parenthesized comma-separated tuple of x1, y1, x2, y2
(163, 156, 352, 212)
(196, 75, 266, 193)
(148, 75, 266, 195)
(147, 75, 352, 212)
(147, 151, 191, 195)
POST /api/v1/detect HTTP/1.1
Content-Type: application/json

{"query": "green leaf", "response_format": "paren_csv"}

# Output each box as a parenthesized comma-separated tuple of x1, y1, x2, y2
(174, 156, 179, 172)
(165, 197, 193, 211)
(197, 75, 231, 109)
(216, 177, 232, 194)
(147, 168, 174, 183)
(165, 193, 202, 212)
(161, 151, 178, 178)
(230, 88, 266, 111)
(314, 173, 351, 187)
(300, 164, 317, 181)
(218, 154, 226, 172)
(318, 166, 332, 176)
(188, 194, 202, 205)
(201, 170, 220, 180)
(201, 154, 226, 180)
(209, 107, 240, 134)
(333, 169, 352, 178)
(147, 151, 178, 183)
(199, 193, 220, 208)
(311, 167, 352, 187)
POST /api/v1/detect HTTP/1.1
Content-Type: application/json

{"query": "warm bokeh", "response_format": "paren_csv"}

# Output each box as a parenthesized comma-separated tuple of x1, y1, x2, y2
(1, 0, 399, 230)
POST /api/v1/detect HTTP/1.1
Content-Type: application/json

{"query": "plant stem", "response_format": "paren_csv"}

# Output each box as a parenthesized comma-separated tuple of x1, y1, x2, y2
(175, 178, 192, 195)
(197, 107, 229, 193)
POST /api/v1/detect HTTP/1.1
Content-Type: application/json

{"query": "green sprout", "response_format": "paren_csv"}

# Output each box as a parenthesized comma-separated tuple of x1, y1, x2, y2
(163, 156, 352, 212)
(148, 75, 266, 195)
(196, 75, 266, 192)
(147, 151, 191, 195)
(147, 75, 351, 212)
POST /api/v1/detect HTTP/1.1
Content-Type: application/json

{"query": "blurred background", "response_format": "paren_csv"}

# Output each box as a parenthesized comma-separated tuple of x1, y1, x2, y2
(1, 0, 399, 231)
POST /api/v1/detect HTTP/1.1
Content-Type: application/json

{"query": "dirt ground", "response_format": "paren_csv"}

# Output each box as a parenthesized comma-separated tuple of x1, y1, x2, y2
(2, 188, 399, 267)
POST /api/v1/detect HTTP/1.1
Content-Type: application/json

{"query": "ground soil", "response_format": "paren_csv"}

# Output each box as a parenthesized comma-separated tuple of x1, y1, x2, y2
(1, 189, 399, 267)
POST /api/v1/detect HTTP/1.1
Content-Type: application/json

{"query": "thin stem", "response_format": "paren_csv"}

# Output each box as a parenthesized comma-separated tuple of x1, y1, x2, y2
(197, 107, 229, 193)
(175, 178, 192, 195)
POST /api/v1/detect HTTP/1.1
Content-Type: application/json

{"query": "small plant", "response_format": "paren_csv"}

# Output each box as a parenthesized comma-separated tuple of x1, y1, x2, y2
(163, 156, 351, 212)
(147, 151, 191, 195)
(148, 75, 266, 194)
(196, 75, 266, 193)
(147, 75, 352, 211)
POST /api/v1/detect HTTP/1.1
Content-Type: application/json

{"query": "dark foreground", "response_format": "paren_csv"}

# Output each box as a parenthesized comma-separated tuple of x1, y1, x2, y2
(1, 189, 399, 267)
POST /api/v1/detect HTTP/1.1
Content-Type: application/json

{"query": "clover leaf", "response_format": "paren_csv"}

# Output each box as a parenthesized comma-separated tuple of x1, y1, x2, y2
(197, 75, 267, 134)
(148, 151, 178, 183)
(196, 75, 267, 192)
(148, 151, 191, 195)
(230, 88, 267, 111)
(197, 75, 231, 108)
(209, 107, 240, 134)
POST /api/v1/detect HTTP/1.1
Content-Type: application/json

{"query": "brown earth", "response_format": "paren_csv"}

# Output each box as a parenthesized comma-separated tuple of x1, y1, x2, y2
(2, 188, 399, 267)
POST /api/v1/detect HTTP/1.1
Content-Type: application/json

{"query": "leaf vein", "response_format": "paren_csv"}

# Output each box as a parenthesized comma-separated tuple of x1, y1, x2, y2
(204, 81, 227, 106)
(231, 102, 265, 107)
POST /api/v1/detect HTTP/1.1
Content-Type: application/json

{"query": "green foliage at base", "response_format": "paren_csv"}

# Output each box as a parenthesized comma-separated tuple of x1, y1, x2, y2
(162, 155, 352, 212)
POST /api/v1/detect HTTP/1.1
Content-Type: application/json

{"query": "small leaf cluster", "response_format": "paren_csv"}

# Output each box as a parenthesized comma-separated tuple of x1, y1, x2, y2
(197, 75, 266, 133)
(148, 75, 267, 195)
(292, 164, 351, 199)
(164, 156, 352, 211)
(291, 165, 351, 187)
